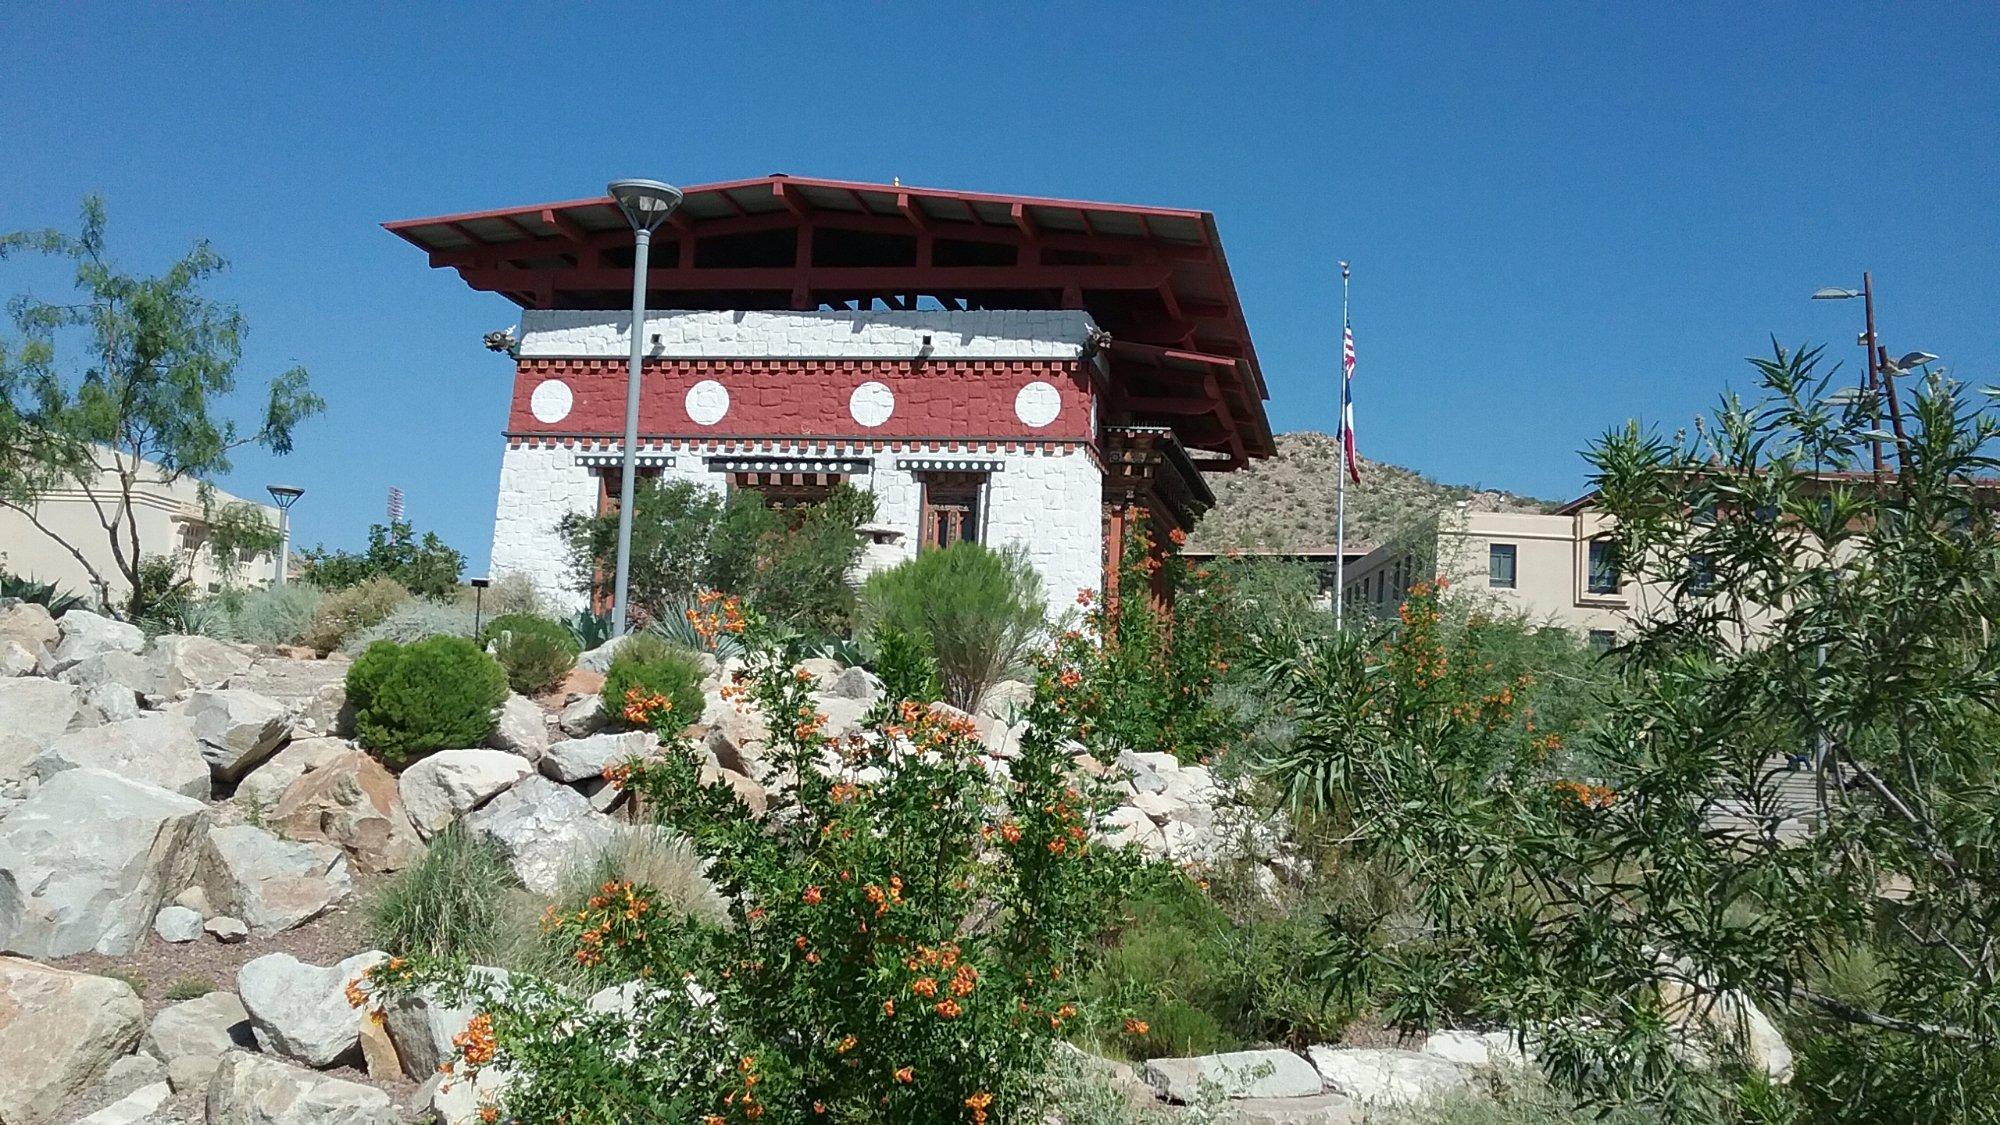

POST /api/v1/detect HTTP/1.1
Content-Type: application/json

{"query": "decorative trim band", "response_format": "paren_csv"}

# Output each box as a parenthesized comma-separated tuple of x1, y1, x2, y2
(575, 452, 677, 469)
(706, 455, 874, 475)
(896, 459, 1005, 473)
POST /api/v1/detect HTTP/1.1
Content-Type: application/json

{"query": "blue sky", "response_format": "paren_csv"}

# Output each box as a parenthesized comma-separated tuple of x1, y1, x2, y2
(5, 3, 1996, 570)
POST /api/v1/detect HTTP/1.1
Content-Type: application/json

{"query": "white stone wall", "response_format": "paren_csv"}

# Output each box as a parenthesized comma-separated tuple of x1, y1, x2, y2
(492, 441, 1101, 618)
(519, 309, 1098, 360)
(490, 445, 600, 611)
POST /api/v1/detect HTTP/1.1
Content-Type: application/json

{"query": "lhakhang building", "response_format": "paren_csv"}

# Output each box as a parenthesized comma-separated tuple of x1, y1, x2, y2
(386, 175, 1273, 610)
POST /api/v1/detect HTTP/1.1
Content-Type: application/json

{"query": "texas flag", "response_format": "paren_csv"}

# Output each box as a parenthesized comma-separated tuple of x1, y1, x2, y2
(1340, 319, 1360, 483)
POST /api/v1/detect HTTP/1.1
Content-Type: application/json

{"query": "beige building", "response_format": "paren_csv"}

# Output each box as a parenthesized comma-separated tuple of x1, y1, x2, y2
(0, 448, 281, 606)
(1341, 501, 1658, 648)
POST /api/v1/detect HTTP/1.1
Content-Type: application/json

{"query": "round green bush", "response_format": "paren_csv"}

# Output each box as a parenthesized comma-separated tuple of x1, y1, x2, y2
(346, 635, 509, 766)
(601, 633, 704, 731)
(482, 613, 580, 695)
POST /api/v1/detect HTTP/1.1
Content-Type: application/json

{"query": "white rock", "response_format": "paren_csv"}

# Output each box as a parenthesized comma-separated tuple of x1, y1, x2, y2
(1228, 1094, 1364, 1125)
(233, 735, 348, 810)
(399, 748, 534, 836)
(575, 636, 636, 675)
(1130, 791, 1183, 824)
(539, 730, 657, 784)
(180, 689, 293, 781)
(34, 713, 210, 799)
(1143, 1048, 1323, 1102)
(426, 1063, 512, 1125)
(236, 951, 387, 1068)
(268, 750, 423, 874)
(976, 678, 1034, 718)
(1421, 1029, 1526, 1070)
(558, 693, 605, 737)
(154, 904, 204, 942)
(814, 694, 872, 741)
(0, 638, 40, 677)
(0, 601, 60, 653)
(205, 1050, 397, 1123)
(1118, 749, 1182, 775)
(486, 693, 548, 760)
(205, 915, 249, 943)
(463, 774, 614, 895)
(146, 989, 254, 1093)
(0, 957, 145, 1125)
(71, 1079, 170, 1125)
(1305, 1046, 1472, 1107)
(49, 611, 144, 669)
(199, 823, 352, 934)
(173, 884, 211, 915)
(1660, 974, 1794, 1083)
(381, 966, 511, 1079)
(154, 634, 255, 693)
(821, 665, 883, 702)
(0, 769, 210, 957)
(83, 680, 144, 722)
(1099, 804, 1168, 854)
(59, 650, 166, 701)
(0, 678, 84, 774)
(1161, 763, 1221, 807)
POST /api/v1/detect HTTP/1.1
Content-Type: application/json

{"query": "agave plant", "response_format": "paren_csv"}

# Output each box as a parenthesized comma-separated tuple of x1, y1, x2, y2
(0, 572, 90, 617)
(565, 609, 614, 652)
(644, 595, 745, 661)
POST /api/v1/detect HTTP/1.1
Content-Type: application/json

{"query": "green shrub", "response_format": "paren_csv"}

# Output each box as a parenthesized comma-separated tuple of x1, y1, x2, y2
(369, 825, 516, 959)
(163, 976, 217, 1001)
(346, 635, 508, 765)
(869, 624, 942, 708)
(341, 598, 477, 653)
(219, 582, 323, 646)
(480, 571, 554, 618)
(299, 519, 465, 597)
(484, 613, 580, 695)
(861, 542, 1046, 711)
(600, 633, 704, 730)
(303, 576, 409, 654)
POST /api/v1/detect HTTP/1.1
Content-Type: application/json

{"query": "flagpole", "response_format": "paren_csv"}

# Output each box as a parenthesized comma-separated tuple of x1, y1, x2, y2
(1334, 260, 1350, 628)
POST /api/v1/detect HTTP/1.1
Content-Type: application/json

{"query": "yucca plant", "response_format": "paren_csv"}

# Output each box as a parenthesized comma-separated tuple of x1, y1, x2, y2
(0, 572, 89, 617)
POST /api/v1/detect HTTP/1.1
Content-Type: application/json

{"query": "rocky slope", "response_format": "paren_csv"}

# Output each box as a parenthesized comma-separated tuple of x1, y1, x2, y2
(1189, 432, 1559, 554)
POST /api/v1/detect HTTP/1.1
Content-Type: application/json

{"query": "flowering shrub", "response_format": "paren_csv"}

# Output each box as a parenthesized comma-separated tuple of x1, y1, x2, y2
(374, 614, 1137, 1122)
(600, 633, 704, 732)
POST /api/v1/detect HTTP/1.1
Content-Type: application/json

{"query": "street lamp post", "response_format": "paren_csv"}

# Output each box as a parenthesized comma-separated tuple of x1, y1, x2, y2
(266, 485, 304, 587)
(1812, 275, 1936, 474)
(606, 179, 684, 638)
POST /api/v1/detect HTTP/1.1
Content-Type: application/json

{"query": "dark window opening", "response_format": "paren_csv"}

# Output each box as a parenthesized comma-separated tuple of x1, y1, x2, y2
(1489, 544, 1517, 589)
(932, 239, 1018, 268)
(1587, 540, 1620, 594)
(1588, 629, 1617, 654)
(919, 471, 987, 550)
(811, 227, 918, 268)
(694, 229, 795, 269)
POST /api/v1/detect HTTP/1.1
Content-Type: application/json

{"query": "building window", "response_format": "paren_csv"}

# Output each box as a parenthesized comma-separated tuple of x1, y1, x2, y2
(1488, 543, 1517, 589)
(730, 471, 845, 512)
(1687, 552, 1715, 595)
(919, 472, 985, 550)
(1587, 540, 1620, 594)
(1588, 629, 1616, 654)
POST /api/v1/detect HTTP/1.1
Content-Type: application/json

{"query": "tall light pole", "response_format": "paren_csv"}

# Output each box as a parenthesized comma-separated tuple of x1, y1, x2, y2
(1813, 276, 1935, 474)
(606, 179, 683, 637)
(266, 485, 304, 587)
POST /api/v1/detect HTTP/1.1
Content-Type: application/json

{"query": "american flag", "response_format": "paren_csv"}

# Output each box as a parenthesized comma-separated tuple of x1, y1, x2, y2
(1339, 263, 1360, 483)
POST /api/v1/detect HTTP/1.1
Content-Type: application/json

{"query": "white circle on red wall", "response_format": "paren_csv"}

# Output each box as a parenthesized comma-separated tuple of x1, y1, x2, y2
(685, 380, 729, 426)
(849, 381, 895, 428)
(1015, 381, 1062, 428)
(529, 379, 573, 424)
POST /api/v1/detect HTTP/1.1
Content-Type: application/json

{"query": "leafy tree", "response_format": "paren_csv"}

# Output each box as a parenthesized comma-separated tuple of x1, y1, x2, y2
(1250, 343, 2000, 1118)
(0, 196, 321, 618)
(860, 542, 1045, 711)
(298, 519, 465, 598)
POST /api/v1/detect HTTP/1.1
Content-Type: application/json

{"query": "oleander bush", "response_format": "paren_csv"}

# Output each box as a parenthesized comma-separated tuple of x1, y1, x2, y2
(860, 542, 1046, 711)
(600, 632, 704, 731)
(361, 614, 1140, 1123)
(345, 635, 508, 765)
(483, 612, 580, 695)
(303, 576, 410, 654)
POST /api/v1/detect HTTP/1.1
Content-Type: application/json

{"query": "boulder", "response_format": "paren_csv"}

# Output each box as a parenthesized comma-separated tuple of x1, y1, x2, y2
(154, 634, 255, 694)
(146, 989, 255, 1093)
(540, 730, 657, 784)
(1421, 1029, 1526, 1070)
(234, 736, 349, 811)
(1098, 805, 1167, 854)
(0, 769, 209, 957)
(205, 1050, 397, 1124)
(703, 703, 770, 777)
(821, 665, 882, 702)
(33, 713, 210, 799)
(795, 656, 842, 684)
(463, 774, 613, 895)
(1143, 1048, 1323, 1102)
(154, 904, 204, 943)
(199, 824, 353, 935)
(48, 611, 144, 669)
(0, 677, 83, 755)
(58, 650, 167, 701)
(399, 749, 533, 836)
(814, 694, 872, 742)
(381, 966, 511, 1079)
(575, 636, 636, 675)
(1130, 791, 1183, 824)
(1161, 763, 1221, 807)
(1228, 1095, 1363, 1125)
(976, 678, 1035, 718)
(95, 1052, 169, 1103)
(0, 957, 145, 1125)
(0, 601, 59, 653)
(82, 681, 143, 722)
(558, 693, 605, 737)
(486, 693, 547, 760)
(0, 638, 40, 678)
(70, 1080, 170, 1125)
(357, 1014, 400, 1081)
(697, 761, 768, 817)
(180, 689, 292, 781)
(1305, 1046, 1472, 1107)
(427, 1064, 512, 1125)
(236, 951, 386, 1068)
(1660, 974, 1794, 1083)
(298, 681, 353, 738)
(206, 915, 249, 943)
(270, 751, 422, 874)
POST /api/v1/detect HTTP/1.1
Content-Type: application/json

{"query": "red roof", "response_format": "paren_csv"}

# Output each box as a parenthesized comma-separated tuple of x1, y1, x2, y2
(384, 174, 1273, 463)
